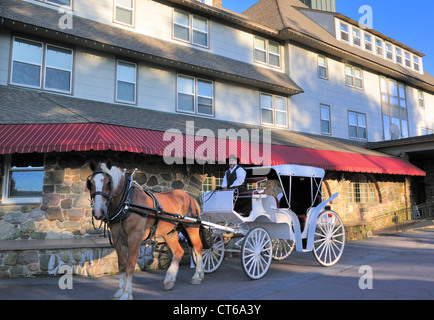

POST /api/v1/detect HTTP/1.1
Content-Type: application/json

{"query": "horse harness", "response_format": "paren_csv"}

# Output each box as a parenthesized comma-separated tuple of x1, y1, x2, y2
(87, 168, 200, 247)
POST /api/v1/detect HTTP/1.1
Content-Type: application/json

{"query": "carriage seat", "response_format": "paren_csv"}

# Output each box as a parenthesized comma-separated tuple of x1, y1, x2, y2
(237, 176, 267, 198)
(244, 176, 267, 184)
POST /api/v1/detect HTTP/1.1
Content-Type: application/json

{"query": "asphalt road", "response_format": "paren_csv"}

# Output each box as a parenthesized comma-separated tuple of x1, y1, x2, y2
(1, 227, 433, 301)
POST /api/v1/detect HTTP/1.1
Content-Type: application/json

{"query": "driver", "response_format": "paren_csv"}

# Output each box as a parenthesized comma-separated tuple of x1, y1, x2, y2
(221, 154, 246, 192)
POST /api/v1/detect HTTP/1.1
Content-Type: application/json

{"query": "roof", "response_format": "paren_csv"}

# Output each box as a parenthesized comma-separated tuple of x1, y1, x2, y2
(0, 0, 302, 96)
(0, 122, 425, 176)
(0, 86, 426, 176)
(0, 85, 384, 154)
(242, 0, 434, 93)
(248, 165, 326, 178)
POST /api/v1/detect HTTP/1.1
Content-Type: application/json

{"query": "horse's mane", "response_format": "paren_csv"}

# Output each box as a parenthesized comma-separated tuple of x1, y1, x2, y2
(100, 163, 124, 192)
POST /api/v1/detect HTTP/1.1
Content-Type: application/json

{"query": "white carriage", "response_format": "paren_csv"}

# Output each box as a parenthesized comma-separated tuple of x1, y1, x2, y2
(200, 164, 345, 280)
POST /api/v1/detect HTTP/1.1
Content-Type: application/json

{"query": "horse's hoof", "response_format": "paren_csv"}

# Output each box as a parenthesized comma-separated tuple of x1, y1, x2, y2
(164, 282, 175, 291)
(190, 278, 202, 285)
(113, 289, 123, 300)
(119, 293, 133, 300)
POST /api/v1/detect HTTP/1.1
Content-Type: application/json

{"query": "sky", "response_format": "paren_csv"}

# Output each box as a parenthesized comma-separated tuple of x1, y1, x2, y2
(222, 0, 434, 76)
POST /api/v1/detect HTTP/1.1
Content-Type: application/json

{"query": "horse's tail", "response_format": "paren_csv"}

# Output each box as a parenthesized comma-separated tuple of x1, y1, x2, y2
(187, 193, 201, 219)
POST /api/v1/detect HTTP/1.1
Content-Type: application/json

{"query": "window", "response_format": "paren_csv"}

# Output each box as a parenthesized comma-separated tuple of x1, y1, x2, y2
(335, 20, 423, 72)
(346, 175, 378, 203)
(177, 74, 214, 116)
(345, 65, 363, 89)
(2, 154, 44, 204)
(380, 76, 406, 108)
(11, 38, 43, 88)
(260, 93, 288, 127)
(317, 55, 328, 79)
(422, 128, 433, 135)
(364, 34, 373, 52)
(254, 36, 281, 68)
(405, 52, 412, 68)
(114, 0, 134, 26)
(375, 38, 383, 57)
(173, 9, 208, 47)
(386, 43, 394, 60)
(44, 0, 72, 7)
(116, 60, 136, 103)
(383, 115, 408, 140)
(10, 37, 73, 93)
(414, 56, 420, 72)
(418, 90, 424, 108)
(320, 104, 331, 135)
(352, 28, 361, 47)
(395, 48, 403, 65)
(340, 23, 349, 42)
(348, 111, 367, 140)
(196, 0, 212, 5)
(44, 45, 73, 92)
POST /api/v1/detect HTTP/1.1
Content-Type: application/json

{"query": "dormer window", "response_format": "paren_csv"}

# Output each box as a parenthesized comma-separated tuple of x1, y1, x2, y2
(405, 52, 412, 68)
(386, 43, 394, 60)
(364, 34, 373, 52)
(340, 23, 349, 42)
(196, 0, 213, 5)
(352, 28, 361, 47)
(414, 56, 420, 72)
(375, 38, 383, 57)
(335, 18, 423, 72)
(395, 48, 403, 65)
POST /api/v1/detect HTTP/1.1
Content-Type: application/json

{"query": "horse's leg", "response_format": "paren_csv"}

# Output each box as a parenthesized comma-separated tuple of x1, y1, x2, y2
(162, 231, 184, 291)
(185, 227, 204, 285)
(112, 224, 128, 300)
(118, 226, 145, 300)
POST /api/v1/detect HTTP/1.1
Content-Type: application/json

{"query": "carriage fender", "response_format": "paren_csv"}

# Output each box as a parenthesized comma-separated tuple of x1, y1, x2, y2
(305, 193, 339, 251)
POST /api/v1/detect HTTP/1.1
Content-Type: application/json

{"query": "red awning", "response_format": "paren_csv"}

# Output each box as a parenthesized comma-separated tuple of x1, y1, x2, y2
(0, 123, 425, 176)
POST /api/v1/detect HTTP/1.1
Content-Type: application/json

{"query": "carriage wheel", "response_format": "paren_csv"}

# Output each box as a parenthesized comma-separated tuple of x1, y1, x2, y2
(241, 227, 272, 280)
(202, 234, 225, 274)
(272, 239, 295, 261)
(312, 211, 345, 267)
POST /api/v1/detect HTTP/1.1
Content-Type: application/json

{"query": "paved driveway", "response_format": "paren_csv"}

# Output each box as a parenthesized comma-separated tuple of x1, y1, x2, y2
(1, 227, 433, 301)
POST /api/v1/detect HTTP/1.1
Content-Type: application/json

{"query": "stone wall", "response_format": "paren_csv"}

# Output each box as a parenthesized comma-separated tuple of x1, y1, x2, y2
(0, 151, 206, 241)
(0, 238, 180, 277)
(323, 172, 411, 230)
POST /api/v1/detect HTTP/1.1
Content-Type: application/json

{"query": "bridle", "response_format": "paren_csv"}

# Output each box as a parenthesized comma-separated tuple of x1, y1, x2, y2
(86, 169, 113, 223)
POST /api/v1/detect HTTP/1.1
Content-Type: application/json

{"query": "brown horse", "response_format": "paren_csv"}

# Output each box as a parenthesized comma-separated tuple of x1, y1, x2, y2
(87, 160, 204, 300)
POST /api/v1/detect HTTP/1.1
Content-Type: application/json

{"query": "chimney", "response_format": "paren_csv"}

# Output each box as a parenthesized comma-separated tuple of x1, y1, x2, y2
(213, 0, 222, 7)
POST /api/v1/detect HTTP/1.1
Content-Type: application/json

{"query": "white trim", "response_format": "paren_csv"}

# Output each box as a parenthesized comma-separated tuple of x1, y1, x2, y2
(114, 0, 135, 27)
(10, 37, 44, 89)
(43, 44, 73, 93)
(1, 155, 43, 205)
(115, 59, 137, 104)
(176, 74, 214, 117)
(172, 8, 209, 49)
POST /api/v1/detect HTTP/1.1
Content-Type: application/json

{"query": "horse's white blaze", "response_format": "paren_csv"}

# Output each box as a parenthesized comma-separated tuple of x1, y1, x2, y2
(93, 173, 106, 218)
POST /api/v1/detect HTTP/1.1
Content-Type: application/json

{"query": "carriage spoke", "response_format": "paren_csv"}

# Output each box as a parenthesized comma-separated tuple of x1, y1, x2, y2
(241, 227, 272, 280)
(202, 235, 225, 274)
(313, 211, 345, 267)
